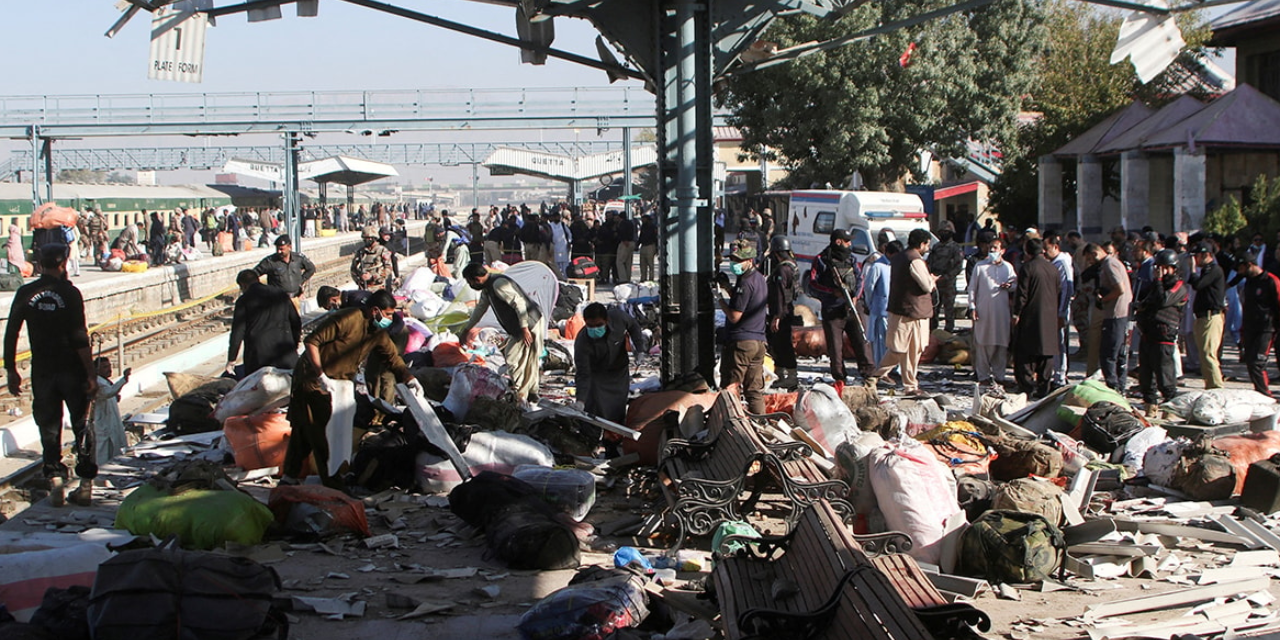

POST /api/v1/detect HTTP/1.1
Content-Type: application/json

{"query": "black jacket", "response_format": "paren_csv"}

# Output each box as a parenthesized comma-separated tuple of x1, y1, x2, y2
(229, 283, 301, 374)
(1189, 261, 1226, 316)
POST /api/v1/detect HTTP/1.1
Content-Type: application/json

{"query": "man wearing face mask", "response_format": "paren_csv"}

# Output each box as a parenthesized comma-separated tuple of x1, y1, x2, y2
(1135, 250, 1188, 415)
(717, 239, 768, 414)
(457, 262, 545, 407)
(807, 229, 874, 384)
(574, 302, 648, 423)
(282, 289, 422, 490)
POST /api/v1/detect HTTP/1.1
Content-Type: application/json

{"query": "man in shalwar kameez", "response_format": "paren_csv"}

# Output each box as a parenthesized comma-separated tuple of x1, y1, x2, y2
(459, 262, 546, 407)
(574, 302, 648, 424)
(968, 237, 1016, 387)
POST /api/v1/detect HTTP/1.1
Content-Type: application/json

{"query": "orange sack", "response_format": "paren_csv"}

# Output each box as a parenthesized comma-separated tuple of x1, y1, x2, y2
(563, 314, 585, 341)
(268, 484, 371, 537)
(792, 326, 855, 358)
(622, 390, 718, 465)
(223, 412, 291, 471)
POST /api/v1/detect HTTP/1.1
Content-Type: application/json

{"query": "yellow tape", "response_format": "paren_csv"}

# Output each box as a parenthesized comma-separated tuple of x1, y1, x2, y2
(11, 283, 239, 364)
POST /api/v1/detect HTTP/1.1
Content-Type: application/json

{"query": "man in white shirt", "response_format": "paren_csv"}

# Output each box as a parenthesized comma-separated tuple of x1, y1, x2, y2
(969, 238, 1016, 386)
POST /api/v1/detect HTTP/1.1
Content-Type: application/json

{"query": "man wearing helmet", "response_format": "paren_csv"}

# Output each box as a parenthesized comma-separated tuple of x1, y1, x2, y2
(1135, 249, 1188, 414)
(351, 226, 394, 290)
(766, 235, 799, 390)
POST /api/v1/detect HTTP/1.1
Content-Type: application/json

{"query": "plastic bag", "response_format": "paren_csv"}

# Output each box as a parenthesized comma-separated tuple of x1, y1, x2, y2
(212, 367, 292, 422)
(513, 465, 597, 522)
(1142, 437, 1190, 486)
(711, 520, 761, 556)
(794, 383, 860, 452)
(0, 544, 113, 622)
(442, 364, 508, 420)
(416, 431, 554, 493)
(517, 569, 649, 640)
(834, 433, 885, 515)
(115, 484, 274, 550)
(1161, 389, 1277, 425)
(1122, 427, 1168, 470)
(403, 317, 432, 354)
(868, 440, 962, 565)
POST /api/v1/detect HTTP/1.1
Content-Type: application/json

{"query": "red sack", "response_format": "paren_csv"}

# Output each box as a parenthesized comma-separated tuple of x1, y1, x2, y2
(563, 314, 585, 341)
(432, 342, 471, 367)
(268, 484, 371, 537)
(762, 392, 798, 416)
(1214, 432, 1280, 495)
(223, 412, 290, 471)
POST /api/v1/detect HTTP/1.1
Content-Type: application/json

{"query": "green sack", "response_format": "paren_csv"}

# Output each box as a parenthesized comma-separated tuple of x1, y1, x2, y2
(116, 484, 274, 550)
(1056, 380, 1132, 426)
(957, 510, 1065, 584)
(711, 520, 761, 557)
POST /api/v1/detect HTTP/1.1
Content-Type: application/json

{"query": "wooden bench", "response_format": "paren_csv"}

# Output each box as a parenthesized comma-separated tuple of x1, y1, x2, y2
(712, 501, 933, 640)
(658, 394, 771, 550)
(713, 501, 991, 640)
(658, 386, 856, 549)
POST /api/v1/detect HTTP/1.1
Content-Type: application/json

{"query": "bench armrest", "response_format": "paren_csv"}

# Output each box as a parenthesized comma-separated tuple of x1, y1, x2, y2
(737, 565, 874, 640)
(762, 440, 814, 462)
(915, 602, 992, 639)
(662, 437, 715, 463)
(852, 531, 914, 558)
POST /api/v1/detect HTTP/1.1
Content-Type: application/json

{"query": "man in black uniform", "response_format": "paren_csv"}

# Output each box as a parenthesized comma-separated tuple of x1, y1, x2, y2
(253, 235, 316, 299)
(766, 235, 800, 390)
(227, 270, 302, 378)
(807, 229, 874, 383)
(1135, 250, 1188, 414)
(1189, 242, 1227, 389)
(4, 244, 98, 506)
(1236, 248, 1280, 397)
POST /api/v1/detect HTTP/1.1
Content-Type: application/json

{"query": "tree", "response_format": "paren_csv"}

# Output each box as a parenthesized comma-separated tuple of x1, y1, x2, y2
(1204, 195, 1248, 238)
(720, 0, 1046, 191)
(988, 1, 1216, 229)
(58, 169, 107, 183)
(1241, 175, 1280, 240)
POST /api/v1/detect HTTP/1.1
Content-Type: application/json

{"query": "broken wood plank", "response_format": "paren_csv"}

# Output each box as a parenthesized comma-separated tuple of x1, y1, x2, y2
(1083, 576, 1271, 620)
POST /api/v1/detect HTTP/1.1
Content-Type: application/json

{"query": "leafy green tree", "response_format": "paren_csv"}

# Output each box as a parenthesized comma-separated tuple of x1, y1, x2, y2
(720, 0, 1046, 191)
(1204, 195, 1248, 237)
(1241, 175, 1280, 240)
(988, 1, 1216, 229)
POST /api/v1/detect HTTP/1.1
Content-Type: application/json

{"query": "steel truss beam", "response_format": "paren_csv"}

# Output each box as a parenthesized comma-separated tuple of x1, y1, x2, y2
(7, 141, 634, 172)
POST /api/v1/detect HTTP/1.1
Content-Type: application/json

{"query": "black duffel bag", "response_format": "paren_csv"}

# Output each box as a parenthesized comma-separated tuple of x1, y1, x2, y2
(1081, 401, 1146, 455)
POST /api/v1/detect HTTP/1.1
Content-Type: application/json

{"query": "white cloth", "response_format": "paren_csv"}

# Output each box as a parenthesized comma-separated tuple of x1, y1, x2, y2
(974, 345, 1009, 383)
(968, 256, 1016, 347)
(92, 375, 129, 465)
(322, 378, 357, 476)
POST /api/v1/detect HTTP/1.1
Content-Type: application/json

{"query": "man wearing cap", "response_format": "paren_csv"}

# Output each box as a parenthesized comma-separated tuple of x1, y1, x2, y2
(927, 221, 964, 333)
(351, 226, 395, 290)
(717, 239, 768, 414)
(1235, 250, 1280, 396)
(806, 229, 875, 384)
(766, 235, 800, 390)
(1189, 242, 1227, 388)
(254, 235, 316, 299)
(1135, 249, 1187, 414)
(868, 229, 937, 395)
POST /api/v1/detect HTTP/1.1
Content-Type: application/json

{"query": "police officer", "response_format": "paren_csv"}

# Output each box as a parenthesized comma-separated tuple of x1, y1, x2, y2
(1235, 248, 1280, 396)
(253, 235, 316, 299)
(4, 245, 98, 506)
(766, 235, 799, 390)
(807, 229, 875, 384)
(1135, 249, 1188, 414)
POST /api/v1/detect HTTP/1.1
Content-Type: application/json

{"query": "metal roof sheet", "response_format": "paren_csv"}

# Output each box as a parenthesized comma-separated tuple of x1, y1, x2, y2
(1211, 0, 1280, 34)
(1139, 83, 1280, 150)
(1097, 94, 1206, 153)
(1052, 102, 1156, 157)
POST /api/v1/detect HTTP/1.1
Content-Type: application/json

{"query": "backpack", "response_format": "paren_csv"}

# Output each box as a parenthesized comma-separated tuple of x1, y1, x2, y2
(567, 257, 599, 279)
(87, 539, 286, 640)
(1081, 401, 1146, 455)
(958, 510, 1065, 584)
(988, 437, 1063, 481)
(991, 478, 1064, 526)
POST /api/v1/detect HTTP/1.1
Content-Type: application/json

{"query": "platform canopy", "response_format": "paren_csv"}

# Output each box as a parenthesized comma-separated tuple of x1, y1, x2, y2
(482, 145, 657, 182)
(300, 155, 399, 186)
(221, 155, 398, 186)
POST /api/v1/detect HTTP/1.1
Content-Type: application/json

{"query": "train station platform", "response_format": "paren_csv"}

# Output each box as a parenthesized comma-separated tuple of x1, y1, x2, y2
(0, 221, 427, 356)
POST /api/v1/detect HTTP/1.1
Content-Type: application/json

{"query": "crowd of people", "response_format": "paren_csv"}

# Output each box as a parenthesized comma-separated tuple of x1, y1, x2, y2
(730, 219, 1280, 420)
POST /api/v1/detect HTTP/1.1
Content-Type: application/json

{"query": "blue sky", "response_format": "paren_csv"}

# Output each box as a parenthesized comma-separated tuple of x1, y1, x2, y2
(0, 1, 618, 95)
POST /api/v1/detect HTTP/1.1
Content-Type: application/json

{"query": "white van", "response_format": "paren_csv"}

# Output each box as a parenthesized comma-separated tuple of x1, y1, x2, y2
(783, 190, 929, 264)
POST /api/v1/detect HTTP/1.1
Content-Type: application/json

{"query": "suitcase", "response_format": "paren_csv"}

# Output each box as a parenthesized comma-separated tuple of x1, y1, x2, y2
(1241, 454, 1280, 514)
